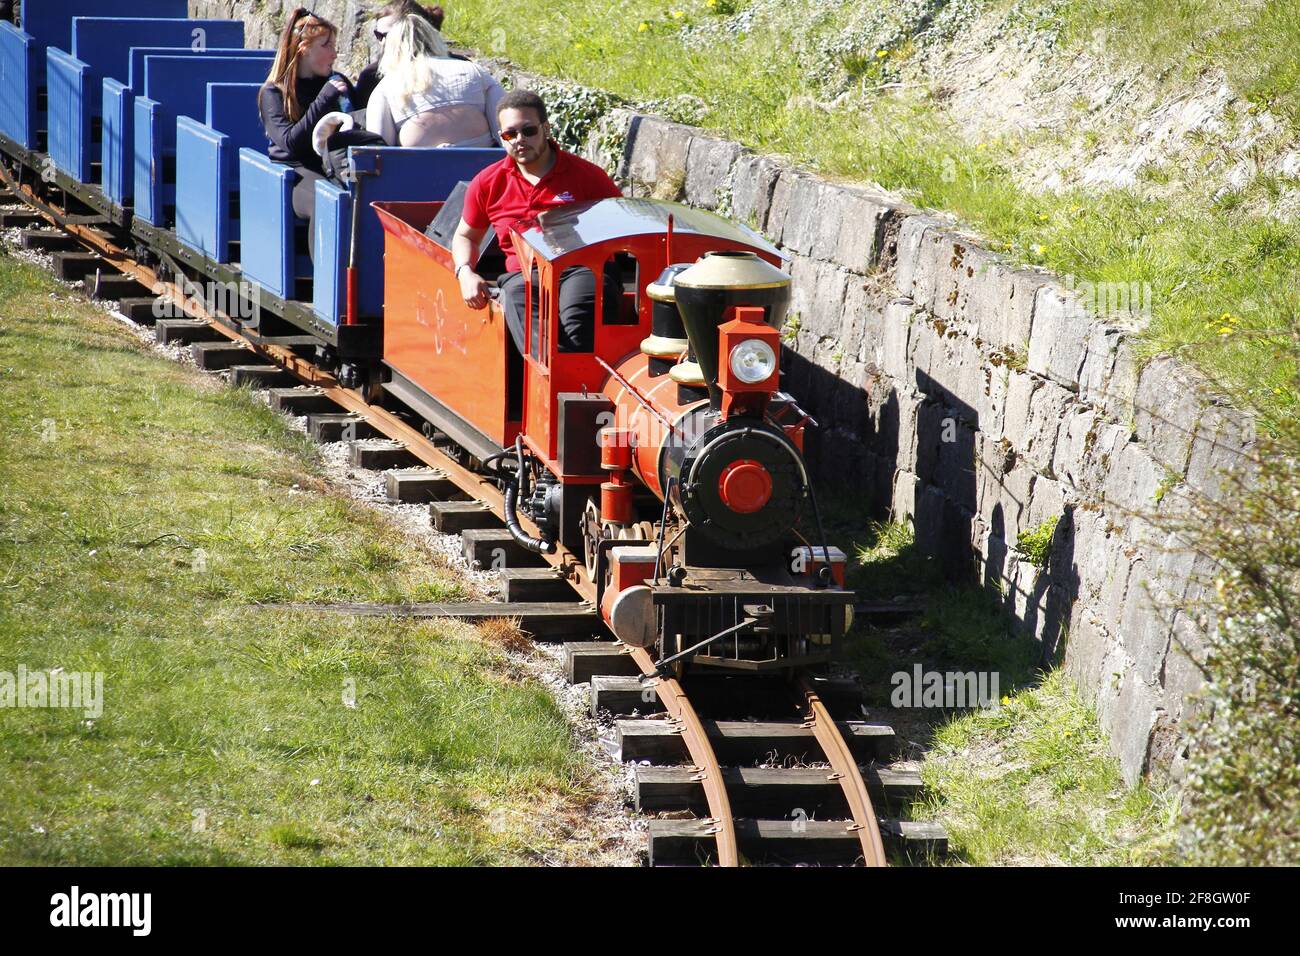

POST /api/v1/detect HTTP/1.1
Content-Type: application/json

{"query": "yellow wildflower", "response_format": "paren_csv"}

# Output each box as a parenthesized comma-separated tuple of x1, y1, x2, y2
(1218, 326, 1233, 335)
(638, 21, 649, 31)
(1033, 243, 1046, 255)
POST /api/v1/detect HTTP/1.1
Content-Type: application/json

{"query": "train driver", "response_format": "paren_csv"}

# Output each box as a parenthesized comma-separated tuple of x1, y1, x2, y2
(451, 90, 623, 354)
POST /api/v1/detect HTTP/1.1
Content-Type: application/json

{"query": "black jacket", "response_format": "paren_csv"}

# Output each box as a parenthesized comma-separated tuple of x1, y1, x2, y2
(258, 74, 353, 175)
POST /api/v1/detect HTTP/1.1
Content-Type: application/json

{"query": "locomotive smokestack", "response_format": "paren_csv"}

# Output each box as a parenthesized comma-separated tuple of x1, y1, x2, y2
(642, 264, 692, 377)
(672, 252, 791, 407)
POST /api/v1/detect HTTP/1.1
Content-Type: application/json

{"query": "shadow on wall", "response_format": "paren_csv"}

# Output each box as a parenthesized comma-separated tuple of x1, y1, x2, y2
(787, 348, 1081, 667)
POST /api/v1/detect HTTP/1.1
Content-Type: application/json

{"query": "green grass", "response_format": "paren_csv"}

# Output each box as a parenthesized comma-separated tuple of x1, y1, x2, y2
(810, 510, 1172, 861)
(436, 0, 1300, 424)
(0, 255, 595, 865)
(914, 670, 1178, 865)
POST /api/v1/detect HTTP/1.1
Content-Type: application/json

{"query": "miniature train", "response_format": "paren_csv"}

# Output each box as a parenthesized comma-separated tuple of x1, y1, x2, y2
(0, 1, 854, 675)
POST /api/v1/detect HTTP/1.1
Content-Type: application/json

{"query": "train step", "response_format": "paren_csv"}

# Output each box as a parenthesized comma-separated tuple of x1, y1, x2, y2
(191, 341, 251, 371)
(635, 764, 923, 816)
(616, 718, 896, 764)
(646, 818, 947, 866)
(307, 413, 376, 443)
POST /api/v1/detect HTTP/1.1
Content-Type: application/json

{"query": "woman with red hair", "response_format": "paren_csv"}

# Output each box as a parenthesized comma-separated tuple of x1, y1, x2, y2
(258, 8, 356, 257)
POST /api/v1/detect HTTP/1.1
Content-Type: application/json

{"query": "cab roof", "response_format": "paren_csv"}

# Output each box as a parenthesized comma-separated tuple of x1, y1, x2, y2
(513, 197, 783, 262)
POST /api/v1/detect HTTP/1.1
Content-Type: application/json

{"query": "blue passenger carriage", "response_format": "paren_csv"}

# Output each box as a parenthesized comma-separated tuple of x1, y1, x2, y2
(0, 1, 503, 383)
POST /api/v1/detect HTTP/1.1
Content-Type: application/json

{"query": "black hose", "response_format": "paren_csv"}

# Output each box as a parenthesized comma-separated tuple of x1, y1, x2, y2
(503, 436, 554, 555)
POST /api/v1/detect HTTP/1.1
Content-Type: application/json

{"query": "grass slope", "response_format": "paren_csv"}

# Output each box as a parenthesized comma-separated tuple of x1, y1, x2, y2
(0, 255, 593, 865)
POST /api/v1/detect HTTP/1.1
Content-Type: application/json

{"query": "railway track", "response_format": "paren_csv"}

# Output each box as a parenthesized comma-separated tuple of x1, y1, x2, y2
(1, 174, 947, 867)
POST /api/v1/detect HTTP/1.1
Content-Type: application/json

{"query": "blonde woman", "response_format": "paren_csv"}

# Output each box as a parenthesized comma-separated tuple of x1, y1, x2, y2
(258, 8, 355, 254)
(364, 15, 503, 148)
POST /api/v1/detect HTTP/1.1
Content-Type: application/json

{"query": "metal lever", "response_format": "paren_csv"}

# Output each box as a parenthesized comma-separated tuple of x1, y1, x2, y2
(640, 616, 760, 681)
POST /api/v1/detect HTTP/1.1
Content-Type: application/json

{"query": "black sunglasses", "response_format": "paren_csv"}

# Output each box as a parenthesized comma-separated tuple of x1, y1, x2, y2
(500, 124, 542, 142)
(292, 9, 320, 32)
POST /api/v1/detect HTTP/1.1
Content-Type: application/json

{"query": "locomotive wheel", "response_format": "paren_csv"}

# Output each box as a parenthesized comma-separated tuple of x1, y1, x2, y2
(581, 497, 607, 578)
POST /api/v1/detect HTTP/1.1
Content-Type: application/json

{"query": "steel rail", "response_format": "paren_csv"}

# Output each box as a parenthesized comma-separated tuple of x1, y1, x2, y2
(6, 173, 743, 868)
(629, 647, 740, 867)
(797, 675, 888, 867)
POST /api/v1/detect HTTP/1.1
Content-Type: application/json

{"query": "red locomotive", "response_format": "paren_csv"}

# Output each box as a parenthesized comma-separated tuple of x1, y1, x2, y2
(375, 194, 853, 675)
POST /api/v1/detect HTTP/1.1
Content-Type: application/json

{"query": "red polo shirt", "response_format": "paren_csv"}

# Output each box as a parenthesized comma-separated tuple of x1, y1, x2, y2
(461, 141, 622, 274)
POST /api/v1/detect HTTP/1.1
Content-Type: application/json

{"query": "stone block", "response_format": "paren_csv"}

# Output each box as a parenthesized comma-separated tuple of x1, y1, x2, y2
(1022, 380, 1073, 476)
(974, 266, 1045, 354)
(1001, 370, 1040, 452)
(978, 363, 1010, 443)
(782, 174, 839, 257)
(1104, 439, 1164, 514)
(1101, 335, 1141, 424)
(730, 152, 785, 233)
(791, 258, 851, 340)
(908, 317, 949, 390)
(892, 215, 945, 305)
(585, 107, 636, 175)
(878, 298, 915, 382)
(1183, 400, 1256, 502)
(766, 168, 813, 251)
(1051, 407, 1103, 489)
(1112, 668, 1161, 784)
(1028, 283, 1091, 389)
(890, 390, 923, 474)
(1025, 475, 1065, 529)
(912, 484, 948, 555)
(684, 134, 748, 209)
(1077, 322, 1122, 409)
(624, 115, 695, 190)
(928, 235, 991, 337)
(1132, 355, 1206, 475)
(1062, 611, 1118, 701)
(841, 280, 887, 363)
(890, 469, 920, 521)
(832, 185, 895, 273)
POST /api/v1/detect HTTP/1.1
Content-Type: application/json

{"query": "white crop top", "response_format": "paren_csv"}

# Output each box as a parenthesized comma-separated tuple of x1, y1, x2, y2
(365, 59, 505, 146)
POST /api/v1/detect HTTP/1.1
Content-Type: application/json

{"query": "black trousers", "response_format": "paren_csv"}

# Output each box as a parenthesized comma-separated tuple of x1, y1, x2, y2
(292, 168, 324, 262)
(498, 265, 620, 355)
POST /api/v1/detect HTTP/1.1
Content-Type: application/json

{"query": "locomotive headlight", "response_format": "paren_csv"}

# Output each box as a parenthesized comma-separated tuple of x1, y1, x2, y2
(729, 338, 777, 384)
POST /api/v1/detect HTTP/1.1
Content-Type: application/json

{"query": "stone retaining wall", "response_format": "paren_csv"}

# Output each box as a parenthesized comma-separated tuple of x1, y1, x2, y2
(191, 0, 1255, 784)
(591, 109, 1256, 784)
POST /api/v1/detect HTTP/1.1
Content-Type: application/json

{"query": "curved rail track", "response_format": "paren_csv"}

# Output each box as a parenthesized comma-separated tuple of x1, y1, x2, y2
(1, 170, 946, 867)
